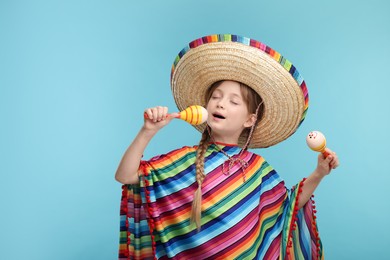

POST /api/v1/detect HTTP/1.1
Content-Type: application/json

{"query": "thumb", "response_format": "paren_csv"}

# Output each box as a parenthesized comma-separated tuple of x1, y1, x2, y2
(318, 153, 332, 161)
(325, 154, 333, 162)
(169, 112, 180, 118)
(166, 113, 179, 123)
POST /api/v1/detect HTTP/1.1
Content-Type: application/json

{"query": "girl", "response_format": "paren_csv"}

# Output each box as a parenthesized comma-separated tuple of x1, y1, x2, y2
(116, 35, 339, 260)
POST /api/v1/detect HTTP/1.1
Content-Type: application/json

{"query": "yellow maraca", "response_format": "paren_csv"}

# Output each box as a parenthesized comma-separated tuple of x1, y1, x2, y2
(306, 131, 330, 158)
(144, 105, 208, 125)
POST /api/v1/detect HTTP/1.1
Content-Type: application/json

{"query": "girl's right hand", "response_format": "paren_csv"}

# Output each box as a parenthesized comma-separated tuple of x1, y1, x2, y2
(143, 106, 179, 132)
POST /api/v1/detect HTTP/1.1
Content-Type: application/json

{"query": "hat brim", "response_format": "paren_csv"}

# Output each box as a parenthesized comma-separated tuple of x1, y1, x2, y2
(171, 35, 308, 148)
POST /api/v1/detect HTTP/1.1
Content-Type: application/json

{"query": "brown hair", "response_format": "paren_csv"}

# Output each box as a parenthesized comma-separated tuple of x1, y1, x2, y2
(190, 80, 263, 230)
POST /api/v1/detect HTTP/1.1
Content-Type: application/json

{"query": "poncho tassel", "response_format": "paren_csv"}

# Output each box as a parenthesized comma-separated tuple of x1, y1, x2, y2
(120, 185, 130, 259)
(311, 195, 321, 259)
(143, 177, 157, 260)
(286, 177, 306, 259)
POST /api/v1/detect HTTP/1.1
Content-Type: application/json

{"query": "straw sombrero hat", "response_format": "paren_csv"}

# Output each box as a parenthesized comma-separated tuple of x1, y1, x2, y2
(170, 34, 309, 148)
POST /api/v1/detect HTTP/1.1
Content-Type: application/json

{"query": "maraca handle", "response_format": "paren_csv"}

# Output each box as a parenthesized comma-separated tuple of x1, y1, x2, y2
(322, 150, 330, 158)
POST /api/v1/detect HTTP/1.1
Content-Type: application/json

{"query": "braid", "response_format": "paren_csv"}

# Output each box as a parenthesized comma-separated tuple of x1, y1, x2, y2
(191, 128, 209, 231)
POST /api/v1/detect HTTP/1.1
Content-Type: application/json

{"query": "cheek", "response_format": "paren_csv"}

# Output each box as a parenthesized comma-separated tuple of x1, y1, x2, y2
(205, 102, 212, 111)
(206, 99, 216, 109)
(233, 106, 249, 116)
(205, 103, 214, 116)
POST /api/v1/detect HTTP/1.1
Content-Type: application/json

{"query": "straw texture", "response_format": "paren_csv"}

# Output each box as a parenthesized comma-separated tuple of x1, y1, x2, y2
(171, 34, 308, 148)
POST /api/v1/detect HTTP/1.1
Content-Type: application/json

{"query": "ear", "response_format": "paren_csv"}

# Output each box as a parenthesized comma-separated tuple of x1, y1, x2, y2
(243, 114, 257, 128)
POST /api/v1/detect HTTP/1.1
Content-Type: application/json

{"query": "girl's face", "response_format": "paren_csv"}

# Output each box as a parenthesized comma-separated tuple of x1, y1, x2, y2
(206, 81, 255, 144)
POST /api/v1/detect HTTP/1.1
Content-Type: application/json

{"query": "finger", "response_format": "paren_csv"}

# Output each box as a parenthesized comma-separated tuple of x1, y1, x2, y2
(163, 106, 168, 119)
(331, 163, 338, 169)
(159, 106, 168, 121)
(158, 106, 168, 121)
(145, 108, 153, 120)
(333, 158, 340, 168)
(318, 153, 326, 161)
(326, 148, 339, 159)
(330, 157, 338, 169)
(155, 106, 162, 121)
(151, 107, 159, 122)
(329, 160, 336, 168)
(170, 112, 180, 118)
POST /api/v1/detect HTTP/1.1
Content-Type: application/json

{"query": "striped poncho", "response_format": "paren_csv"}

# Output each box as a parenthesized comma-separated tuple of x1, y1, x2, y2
(119, 144, 323, 259)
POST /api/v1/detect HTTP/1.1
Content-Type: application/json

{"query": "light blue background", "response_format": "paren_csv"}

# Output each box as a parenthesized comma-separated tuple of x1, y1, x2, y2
(1, 0, 389, 259)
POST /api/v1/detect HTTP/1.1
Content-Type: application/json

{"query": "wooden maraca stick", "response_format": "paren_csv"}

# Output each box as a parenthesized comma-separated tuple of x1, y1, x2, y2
(144, 105, 208, 125)
(306, 131, 330, 158)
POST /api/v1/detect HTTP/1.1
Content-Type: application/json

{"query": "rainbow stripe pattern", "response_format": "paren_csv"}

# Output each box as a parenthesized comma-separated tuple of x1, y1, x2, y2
(171, 34, 309, 128)
(119, 144, 322, 259)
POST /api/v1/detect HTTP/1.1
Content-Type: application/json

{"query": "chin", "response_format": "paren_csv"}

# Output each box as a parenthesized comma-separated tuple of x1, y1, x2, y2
(207, 121, 223, 132)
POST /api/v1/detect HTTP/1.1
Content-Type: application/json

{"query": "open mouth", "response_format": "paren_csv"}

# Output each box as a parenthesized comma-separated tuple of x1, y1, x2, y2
(213, 113, 225, 119)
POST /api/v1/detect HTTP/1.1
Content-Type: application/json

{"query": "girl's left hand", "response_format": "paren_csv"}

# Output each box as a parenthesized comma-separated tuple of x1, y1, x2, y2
(315, 148, 340, 177)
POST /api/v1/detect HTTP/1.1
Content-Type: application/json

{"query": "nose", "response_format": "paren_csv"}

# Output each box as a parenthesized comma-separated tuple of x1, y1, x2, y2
(217, 98, 225, 108)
